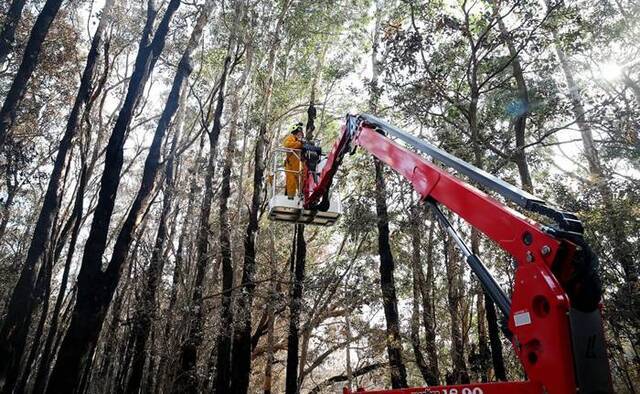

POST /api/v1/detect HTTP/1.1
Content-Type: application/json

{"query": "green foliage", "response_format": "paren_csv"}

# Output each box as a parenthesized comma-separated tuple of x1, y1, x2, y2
(1, 0, 638, 391)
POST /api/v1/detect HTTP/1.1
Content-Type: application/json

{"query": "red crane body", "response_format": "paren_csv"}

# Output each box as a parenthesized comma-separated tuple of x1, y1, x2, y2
(299, 114, 612, 394)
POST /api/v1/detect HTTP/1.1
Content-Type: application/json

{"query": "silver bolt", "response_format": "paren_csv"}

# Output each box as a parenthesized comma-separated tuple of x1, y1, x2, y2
(526, 251, 534, 263)
(541, 245, 551, 256)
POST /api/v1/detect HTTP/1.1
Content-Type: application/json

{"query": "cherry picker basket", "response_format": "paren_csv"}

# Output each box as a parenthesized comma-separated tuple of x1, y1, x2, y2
(267, 147, 342, 226)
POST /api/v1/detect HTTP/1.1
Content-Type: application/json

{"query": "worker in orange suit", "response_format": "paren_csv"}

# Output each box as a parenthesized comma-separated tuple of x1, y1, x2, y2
(283, 122, 304, 199)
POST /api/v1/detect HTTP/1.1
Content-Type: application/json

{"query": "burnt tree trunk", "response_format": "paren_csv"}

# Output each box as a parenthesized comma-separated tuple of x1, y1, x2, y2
(99, 204, 155, 393)
(125, 3, 211, 392)
(32, 45, 112, 391)
(0, 1, 113, 389)
(230, 2, 291, 393)
(0, 0, 27, 64)
(0, 174, 17, 243)
(474, 283, 490, 382)
(284, 97, 316, 394)
(445, 238, 469, 384)
(46, 1, 181, 390)
(262, 230, 280, 394)
(470, 234, 490, 383)
(231, 116, 264, 392)
(368, 1, 407, 387)
(212, 8, 251, 391)
(410, 207, 439, 386)
(16, 164, 71, 391)
(156, 135, 205, 393)
(213, 106, 236, 393)
(468, 66, 507, 381)
(285, 225, 306, 394)
(92, 258, 134, 393)
(374, 160, 408, 389)
(418, 221, 440, 385)
(174, 51, 232, 394)
(11, 252, 53, 394)
(493, 10, 533, 192)
(32, 163, 89, 394)
(124, 104, 178, 394)
(0, 0, 64, 147)
(410, 250, 432, 385)
(290, 98, 321, 389)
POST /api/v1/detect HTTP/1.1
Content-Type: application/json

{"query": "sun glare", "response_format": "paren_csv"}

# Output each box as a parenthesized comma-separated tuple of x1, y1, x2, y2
(596, 61, 623, 81)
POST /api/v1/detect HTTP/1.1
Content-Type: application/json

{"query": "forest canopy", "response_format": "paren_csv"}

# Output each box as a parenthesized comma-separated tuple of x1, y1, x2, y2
(0, 0, 638, 393)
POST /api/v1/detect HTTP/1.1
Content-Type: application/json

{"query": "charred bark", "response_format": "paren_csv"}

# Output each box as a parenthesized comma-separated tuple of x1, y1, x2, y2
(125, 3, 211, 392)
(229, 109, 264, 394)
(0, 0, 27, 65)
(46, 1, 181, 390)
(32, 165, 88, 394)
(418, 221, 440, 385)
(470, 234, 490, 383)
(210, 6, 249, 391)
(156, 135, 205, 392)
(32, 46, 111, 390)
(0, 174, 17, 242)
(262, 227, 281, 394)
(212, 79, 236, 394)
(174, 50, 232, 394)
(410, 256, 432, 385)
(444, 238, 469, 384)
(0, 0, 64, 147)
(410, 208, 439, 386)
(472, 284, 490, 382)
(11, 253, 53, 394)
(0, 1, 113, 389)
(229, 3, 290, 393)
(368, 1, 407, 387)
(374, 160, 408, 389)
(494, 10, 533, 192)
(285, 225, 306, 394)
(284, 97, 316, 394)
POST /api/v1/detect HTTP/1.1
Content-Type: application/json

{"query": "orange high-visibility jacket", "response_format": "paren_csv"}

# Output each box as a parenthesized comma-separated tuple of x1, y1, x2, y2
(283, 134, 303, 197)
(283, 134, 303, 170)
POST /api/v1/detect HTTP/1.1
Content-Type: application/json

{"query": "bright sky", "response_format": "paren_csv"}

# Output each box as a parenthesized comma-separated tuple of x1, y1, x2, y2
(77, 0, 637, 200)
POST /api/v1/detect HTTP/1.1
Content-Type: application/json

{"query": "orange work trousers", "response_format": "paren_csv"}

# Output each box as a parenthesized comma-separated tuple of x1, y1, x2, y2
(285, 171, 299, 198)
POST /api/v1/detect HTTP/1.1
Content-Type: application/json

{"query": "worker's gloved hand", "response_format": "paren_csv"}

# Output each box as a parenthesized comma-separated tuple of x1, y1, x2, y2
(302, 143, 322, 172)
(302, 143, 321, 154)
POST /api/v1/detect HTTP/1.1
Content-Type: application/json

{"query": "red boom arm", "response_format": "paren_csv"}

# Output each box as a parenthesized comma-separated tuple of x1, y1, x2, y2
(302, 115, 611, 394)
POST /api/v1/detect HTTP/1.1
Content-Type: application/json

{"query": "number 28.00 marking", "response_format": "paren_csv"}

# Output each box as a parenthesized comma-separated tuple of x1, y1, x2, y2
(417, 388, 484, 394)
(439, 388, 484, 394)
